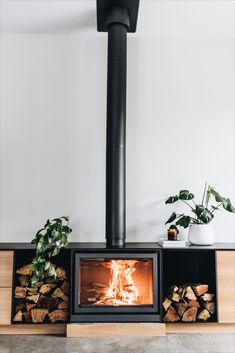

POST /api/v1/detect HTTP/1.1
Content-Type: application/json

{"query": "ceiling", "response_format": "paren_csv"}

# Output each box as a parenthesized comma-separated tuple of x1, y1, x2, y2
(0, 0, 234, 38)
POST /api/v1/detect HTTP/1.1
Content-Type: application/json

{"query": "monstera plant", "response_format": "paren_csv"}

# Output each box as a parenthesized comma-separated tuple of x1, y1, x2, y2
(165, 183, 235, 245)
(30, 216, 72, 286)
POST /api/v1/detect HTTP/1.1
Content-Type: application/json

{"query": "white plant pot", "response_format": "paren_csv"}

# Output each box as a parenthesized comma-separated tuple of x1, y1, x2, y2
(188, 224, 215, 245)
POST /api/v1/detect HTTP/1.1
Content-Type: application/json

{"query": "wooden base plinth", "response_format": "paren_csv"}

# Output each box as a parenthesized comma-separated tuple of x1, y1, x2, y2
(66, 323, 166, 337)
(0, 324, 66, 335)
(166, 323, 235, 334)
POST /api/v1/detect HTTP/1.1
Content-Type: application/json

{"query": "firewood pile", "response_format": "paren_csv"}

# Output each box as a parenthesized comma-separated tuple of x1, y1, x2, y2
(13, 264, 69, 323)
(163, 284, 215, 323)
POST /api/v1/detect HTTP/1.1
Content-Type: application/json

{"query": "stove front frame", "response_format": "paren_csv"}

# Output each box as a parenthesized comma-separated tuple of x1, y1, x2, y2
(71, 250, 162, 323)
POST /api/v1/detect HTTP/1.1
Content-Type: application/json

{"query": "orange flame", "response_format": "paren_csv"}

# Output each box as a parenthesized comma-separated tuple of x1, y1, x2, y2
(95, 260, 139, 306)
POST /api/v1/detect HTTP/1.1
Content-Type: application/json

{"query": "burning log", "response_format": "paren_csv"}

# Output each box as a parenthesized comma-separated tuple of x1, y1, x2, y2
(162, 283, 215, 323)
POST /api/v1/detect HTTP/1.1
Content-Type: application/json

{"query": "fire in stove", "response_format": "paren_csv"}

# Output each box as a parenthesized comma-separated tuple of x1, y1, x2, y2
(78, 258, 153, 307)
(95, 260, 139, 305)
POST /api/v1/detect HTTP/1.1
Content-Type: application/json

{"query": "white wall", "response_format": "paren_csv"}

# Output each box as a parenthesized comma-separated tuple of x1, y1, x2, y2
(0, 3, 234, 243)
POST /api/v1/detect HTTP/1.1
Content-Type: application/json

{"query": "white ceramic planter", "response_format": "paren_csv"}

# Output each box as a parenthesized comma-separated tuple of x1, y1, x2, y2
(188, 223, 215, 245)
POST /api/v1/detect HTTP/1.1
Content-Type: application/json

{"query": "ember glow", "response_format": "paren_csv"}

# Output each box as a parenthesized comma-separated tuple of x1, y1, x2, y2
(95, 260, 139, 306)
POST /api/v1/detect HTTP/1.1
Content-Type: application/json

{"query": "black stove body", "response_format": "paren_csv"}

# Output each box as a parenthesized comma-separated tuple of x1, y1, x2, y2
(70, 245, 162, 323)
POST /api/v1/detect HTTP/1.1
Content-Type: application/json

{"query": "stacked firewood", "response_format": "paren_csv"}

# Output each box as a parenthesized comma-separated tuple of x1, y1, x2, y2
(163, 284, 215, 322)
(13, 264, 69, 323)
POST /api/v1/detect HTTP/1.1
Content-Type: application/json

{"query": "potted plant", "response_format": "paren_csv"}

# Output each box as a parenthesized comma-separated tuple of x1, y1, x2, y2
(165, 183, 235, 245)
(30, 216, 72, 286)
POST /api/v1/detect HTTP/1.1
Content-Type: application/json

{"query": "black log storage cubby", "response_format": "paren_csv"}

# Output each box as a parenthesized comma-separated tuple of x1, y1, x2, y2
(162, 249, 218, 322)
(11, 249, 71, 324)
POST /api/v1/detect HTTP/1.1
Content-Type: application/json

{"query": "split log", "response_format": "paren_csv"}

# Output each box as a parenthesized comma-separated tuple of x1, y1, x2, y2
(61, 280, 69, 295)
(37, 295, 58, 309)
(31, 309, 48, 323)
(16, 264, 33, 276)
(15, 303, 25, 313)
(23, 311, 32, 323)
(187, 300, 200, 308)
(13, 310, 23, 322)
(26, 287, 38, 295)
(26, 303, 36, 312)
(45, 277, 58, 284)
(15, 287, 26, 298)
(48, 309, 68, 323)
(204, 302, 215, 315)
(26, 294, 40, 303)
(185, 286, 197, 301)
(193, 284, 208, 296)
(39, 284, 56, 295)
(162, 297, 172, 311)
(56, 267, 67, 280)
(163, 306, 180, 322)
(57, 301, 69, 310)
(18, 275, 31, 287)
(169, 292, 181, 302)
(51, 287, 68, 301)
(182, 307, 198, 322)
(201, 293, 214, 302)
(197, 309, 211, 321)
(175, 302, 187, 317)
(170, 285, 178, 293)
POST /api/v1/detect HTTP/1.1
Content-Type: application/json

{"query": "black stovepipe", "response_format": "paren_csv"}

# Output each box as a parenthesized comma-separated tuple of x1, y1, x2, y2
(105, 6, 130, 248)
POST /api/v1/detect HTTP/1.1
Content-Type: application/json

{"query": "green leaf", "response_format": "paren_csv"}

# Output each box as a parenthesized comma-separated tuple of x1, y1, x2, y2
(47, 266, 56, 277)
(44, 261, 51, 270)
(179, 190, 189, 194)
(210, 188, 226, 203)
(193, 205, 214, 224)
(176, 216, 191, 228)
(179, 192, 194, 200)
(222, 199, 235, 213)
(165, 212, 177, 225)
(51, 247, 60, 257)
(165, 195, 179, 204)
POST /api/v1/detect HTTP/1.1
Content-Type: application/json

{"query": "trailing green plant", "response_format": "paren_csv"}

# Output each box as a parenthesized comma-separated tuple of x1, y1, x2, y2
(30, 216, 72, 287)
(165, 183, 235, 233)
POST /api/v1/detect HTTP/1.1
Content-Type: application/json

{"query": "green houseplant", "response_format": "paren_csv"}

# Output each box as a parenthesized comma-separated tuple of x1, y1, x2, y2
(30, 216, 72, 286)
(165, 183, 235, 245)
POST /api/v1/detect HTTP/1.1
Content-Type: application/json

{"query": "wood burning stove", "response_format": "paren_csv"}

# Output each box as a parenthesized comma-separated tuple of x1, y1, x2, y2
(71, 249, 162, 322)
